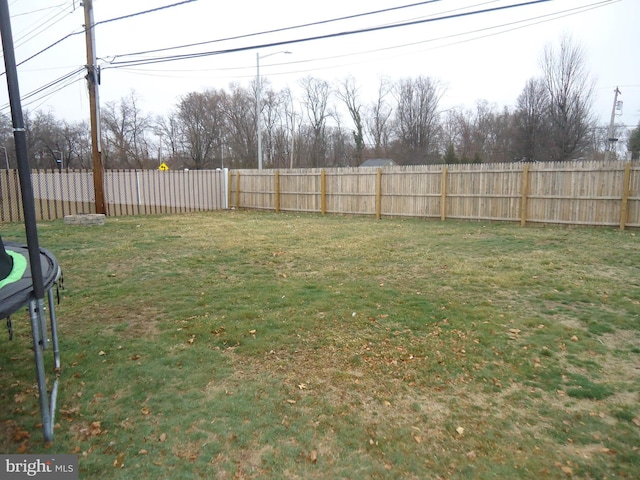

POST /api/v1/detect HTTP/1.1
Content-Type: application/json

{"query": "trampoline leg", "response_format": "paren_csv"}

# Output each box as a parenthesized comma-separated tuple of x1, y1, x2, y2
(35, 297, 49, 350)
(47, 288, 60, 370)
(29, 299, 53, 442)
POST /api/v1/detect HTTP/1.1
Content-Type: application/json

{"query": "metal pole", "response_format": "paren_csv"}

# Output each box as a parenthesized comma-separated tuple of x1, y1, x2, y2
(256, 52, 262, 170)
(1, 0, 53, 442)
(0, 0, 45, 300)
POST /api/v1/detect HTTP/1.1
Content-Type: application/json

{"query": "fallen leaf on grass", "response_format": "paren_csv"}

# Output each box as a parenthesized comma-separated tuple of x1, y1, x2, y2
(286, 399, 296, 404)
(188, 335, 195, 345)
(633, 416, 640, 427)
(159, 433, 167, 442)
(456, 427, 464, 436)
(12, 429, 30, 442)
(309, 450, 317, 464)
(113, 453, 125, 468)
(89, 421, 102, 436)
(555, 462, 573, 476)
(141, 407, 150, 415)
(98, 351, 106, 356)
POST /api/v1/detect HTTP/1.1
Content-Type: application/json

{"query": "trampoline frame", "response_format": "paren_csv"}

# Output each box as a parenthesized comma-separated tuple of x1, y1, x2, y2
(1, 244, 62, 443)
(1, 1, 65, 443)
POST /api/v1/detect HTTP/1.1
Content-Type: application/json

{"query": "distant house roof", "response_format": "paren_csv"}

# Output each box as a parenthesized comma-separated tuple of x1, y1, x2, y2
(359, 158, 397, 167)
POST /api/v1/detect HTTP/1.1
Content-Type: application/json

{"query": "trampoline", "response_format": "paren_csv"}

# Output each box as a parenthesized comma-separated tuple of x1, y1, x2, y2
(2, 0, 65, 443)
(1, 238, 62, 442)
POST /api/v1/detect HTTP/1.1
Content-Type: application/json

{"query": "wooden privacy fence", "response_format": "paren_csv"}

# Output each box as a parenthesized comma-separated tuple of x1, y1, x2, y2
(0, 169, 228, 223)
(228, 161, 640, 229)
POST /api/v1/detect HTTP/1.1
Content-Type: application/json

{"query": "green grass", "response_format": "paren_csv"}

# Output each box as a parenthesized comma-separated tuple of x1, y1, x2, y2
(1, 211, 639, 479)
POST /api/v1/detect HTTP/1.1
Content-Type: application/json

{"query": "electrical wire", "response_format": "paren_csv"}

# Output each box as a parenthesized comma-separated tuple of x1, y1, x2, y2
(1, 0, 197, 75)
(111, 0, 616, 82)
(103, 0, 553, 69)
(0, 67, 85, 113)
(12, 1, 76, 49)
(108, 0, 447, 60)
(93, 0, 198, 28)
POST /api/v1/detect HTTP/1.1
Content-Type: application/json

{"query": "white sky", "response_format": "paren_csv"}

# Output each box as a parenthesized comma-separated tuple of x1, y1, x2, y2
(1, 0, 639, 132)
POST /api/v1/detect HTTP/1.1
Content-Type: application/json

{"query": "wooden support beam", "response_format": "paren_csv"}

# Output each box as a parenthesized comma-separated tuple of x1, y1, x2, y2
(620, 162, 631, 230)
(376, 168, 382, 220)
(441, 167, 447, 221)
(520, 164, 530, 227)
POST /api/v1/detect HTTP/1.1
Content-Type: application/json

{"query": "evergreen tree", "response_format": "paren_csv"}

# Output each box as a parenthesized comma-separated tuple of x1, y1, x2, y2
(629, 123, 640, 160)
(443, 143, 458, 164)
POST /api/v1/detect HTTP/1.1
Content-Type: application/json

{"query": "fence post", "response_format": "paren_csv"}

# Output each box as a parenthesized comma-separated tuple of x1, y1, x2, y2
(376, 168, 382, 220)
(620, 162, 631, 230)
(441, 167, 447, 221)
(227, 170, 232, 210)
(321, 169, 326, 215)
(235, 171, 240, 209)
(274, 170, 280, 213)
(520, 164, 530, 227)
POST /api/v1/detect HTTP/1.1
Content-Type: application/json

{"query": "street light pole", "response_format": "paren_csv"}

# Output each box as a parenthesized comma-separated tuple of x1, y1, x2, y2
(256, 50, 291, 170)
(256, 52, 262, 170)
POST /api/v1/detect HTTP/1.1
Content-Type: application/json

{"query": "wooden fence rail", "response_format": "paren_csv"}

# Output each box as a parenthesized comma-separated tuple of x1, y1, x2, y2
(228, 161, 640, 229)
(0, 169, 228, 223)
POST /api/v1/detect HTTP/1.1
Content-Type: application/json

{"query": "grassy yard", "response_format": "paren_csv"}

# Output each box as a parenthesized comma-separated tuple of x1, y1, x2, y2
(1, 211, 639, 479)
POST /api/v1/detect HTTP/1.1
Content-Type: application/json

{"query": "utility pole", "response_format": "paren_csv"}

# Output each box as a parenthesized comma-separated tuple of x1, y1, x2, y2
(604, 87, 621, 162)
(84, 0, 106, 214)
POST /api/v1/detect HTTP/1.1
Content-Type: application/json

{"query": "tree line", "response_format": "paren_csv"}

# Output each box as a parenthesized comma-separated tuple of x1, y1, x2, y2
(1, 36, 637, 171)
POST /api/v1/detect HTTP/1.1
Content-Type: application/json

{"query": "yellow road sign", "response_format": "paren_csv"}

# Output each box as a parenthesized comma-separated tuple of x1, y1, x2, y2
(158, 162, 169, 171)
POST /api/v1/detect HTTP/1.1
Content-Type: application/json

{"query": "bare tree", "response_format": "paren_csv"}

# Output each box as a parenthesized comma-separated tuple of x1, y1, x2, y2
(59, 120, 92, 169)
(23, 110, 71, 169)
(540, 35, 595, 161)
(175, 90, 225, 169)
(335, 76, 365, 165)
(261, 83, 290, 169)
(224, 83, 256, 168)
(102, 91, 153, 168)
(299, 76, 331, 168)
(365, 76, 393, 159)
(515, 78, 549, 162)
(155, 113, 185, 167)
(392, 76, 444, 165)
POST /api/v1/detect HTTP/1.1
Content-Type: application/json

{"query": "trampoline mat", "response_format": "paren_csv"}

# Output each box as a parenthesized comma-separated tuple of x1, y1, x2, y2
(0, 243, 60, 319)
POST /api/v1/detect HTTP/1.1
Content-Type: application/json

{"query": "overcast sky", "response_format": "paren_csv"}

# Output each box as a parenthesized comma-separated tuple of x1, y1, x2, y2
(1, 0, 639, 132)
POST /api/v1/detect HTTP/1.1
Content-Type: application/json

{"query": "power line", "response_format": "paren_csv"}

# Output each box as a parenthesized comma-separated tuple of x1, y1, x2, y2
(0, 66, 84, 112)
(110, 0, 615, 82)
(0, 0, 197, 76)
(104, 0, 553, 69)
(93, 0, 198, 28)
(108, 0, 446, 60)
